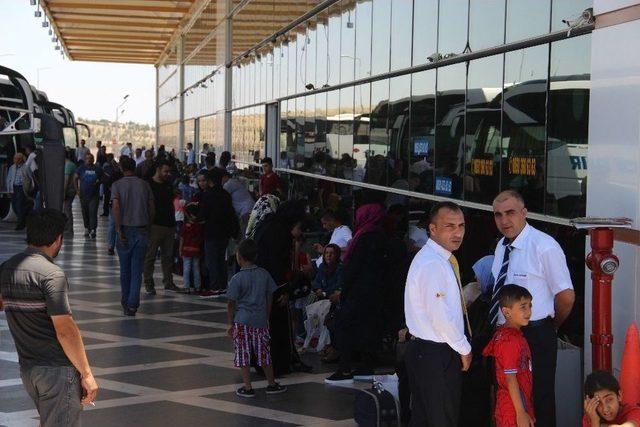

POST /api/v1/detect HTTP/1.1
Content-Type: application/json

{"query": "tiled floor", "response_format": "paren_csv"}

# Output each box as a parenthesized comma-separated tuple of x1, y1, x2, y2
(0, 204, 362, 427)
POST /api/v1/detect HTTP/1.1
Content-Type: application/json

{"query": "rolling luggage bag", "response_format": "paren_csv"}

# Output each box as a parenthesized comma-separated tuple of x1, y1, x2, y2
(354, 382, 401, 427)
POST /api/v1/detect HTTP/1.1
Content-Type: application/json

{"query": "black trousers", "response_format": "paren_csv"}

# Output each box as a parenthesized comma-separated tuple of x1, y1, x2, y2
(406, 339, 462, 427)
(523, 319, 557, 427)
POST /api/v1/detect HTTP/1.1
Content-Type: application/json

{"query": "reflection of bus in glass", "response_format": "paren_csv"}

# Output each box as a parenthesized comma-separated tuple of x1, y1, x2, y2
(403, 76, 589, 203)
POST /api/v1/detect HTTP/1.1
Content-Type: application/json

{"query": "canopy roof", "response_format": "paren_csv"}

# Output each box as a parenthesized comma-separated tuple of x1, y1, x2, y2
(42, 0, 197, 64)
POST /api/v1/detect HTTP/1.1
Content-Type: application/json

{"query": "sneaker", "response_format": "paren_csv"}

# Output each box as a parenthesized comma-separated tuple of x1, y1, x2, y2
(265, 383, 287, 394)
(124, 307, 136, 316)
(90, 230, 96, 239)
(145, 286, 156, 296)
(199, 290, 215, 297)
(236, 387, 255, 398)
(84, 229, 90, 237)
(108, 247, 115, 255)
(352, 369, 375, 381)
(164, 284, 179, 291)
(324, 371, 354, 384)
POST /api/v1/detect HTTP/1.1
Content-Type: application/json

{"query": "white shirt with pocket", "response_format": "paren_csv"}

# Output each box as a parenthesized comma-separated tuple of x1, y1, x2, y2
(491, 223, 573, 325)
(404, 239, 471, 356)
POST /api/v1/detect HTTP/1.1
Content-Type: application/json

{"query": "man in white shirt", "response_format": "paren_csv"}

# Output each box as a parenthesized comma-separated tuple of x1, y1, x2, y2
(75, 139, 89, 164)
(313, 210, 352, 267)
(491, 190, 575, 427)
(404, 201, 471, 427)
(120, 142, 133, 159)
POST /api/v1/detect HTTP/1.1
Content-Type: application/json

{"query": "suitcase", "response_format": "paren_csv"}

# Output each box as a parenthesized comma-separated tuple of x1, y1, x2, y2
(354, 382, 401, 427)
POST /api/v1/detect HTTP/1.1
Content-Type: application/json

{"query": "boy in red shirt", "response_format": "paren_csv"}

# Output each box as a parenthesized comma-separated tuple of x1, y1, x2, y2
(179, 203, 203, 294)
(483, 284, 535, 427)
(259, 157, 281, 197)
(583, 370, 640, 427)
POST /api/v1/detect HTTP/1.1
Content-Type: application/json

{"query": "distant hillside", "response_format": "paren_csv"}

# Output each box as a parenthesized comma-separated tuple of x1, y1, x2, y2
(76, 118, 156, 151)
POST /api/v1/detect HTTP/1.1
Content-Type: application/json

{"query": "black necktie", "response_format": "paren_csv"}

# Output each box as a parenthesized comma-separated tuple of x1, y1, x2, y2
(489, 240, 512, 326)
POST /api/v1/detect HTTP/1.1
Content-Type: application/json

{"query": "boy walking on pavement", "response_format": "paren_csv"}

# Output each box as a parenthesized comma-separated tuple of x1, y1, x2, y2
(483, 284, 535, 427)
(226, 239, 287, 397)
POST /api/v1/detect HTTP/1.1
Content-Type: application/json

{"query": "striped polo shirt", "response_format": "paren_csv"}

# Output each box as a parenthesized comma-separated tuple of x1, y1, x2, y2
(0, 247, 72, 368)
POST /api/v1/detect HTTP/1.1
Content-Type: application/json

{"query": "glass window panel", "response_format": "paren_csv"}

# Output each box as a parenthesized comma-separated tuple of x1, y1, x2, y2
(296, 96, 306, 168)
(266, 51, 274, 101)
(552, 0, 593, 31)
(338, 86, 355, 179)
(435, 63, 466, 199)
(354, 0, 372, 80)
(353, 82, 371, 184)
(390, 0, 412, 71)
(506, 0, 550, 42)
(469, 0, 505, 51)
(296, 25, 307, 94)
(315, 92, 328, 174)
(371, 0, 391, 76)
(280, 41, 289, 98)
(341, 1, 356, 84)
(410, 70, 436, 194)
(413, 0, 438, 65)
(502, 45, 549, 213)
(273, 43, 281, 99)
(327, 4, 342, 86)
(326, 90, 341, 175)
(306, 20, 317, 90)
(465, 55, 503, 204)
(288, 34, 298, 96)
(368, 79, 390, 186)
(388, 75, 411, 195)
(280, 100, 288, 156)
(316, 9, 329, 88)
(546, 35, 590, 217)
(304, 94, 316, 171)
(438, 0, 468, 56)
(286, 99, 296, 162)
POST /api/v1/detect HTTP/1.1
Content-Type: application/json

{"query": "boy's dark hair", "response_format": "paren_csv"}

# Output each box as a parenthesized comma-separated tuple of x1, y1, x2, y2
(120, 156, 136, 172)
(261, 157, 273, 167)
(498, 284, 533, 308)
(207, 168, 224, 187)
(205, 154, 216, 168)
(26, 209, 66, 246)
(324, 243, 341, 259)
(584, 370, 620, 398)
(237, 239, 258, 263)
(321, 209, 343, 224)
(155, 159, 171, 170)
(219, 151, 231, 167)
(429, 201, 462, 224)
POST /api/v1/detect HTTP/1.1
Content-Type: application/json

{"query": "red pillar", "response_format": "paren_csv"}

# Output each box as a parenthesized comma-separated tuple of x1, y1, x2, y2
(586, 228, 618, 372)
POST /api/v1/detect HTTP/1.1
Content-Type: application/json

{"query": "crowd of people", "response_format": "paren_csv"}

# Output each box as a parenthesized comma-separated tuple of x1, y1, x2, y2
(4, 139, 640, 427)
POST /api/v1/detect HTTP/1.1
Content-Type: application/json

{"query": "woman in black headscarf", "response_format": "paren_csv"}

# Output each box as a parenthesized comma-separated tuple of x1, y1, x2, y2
(253, 199, 312, 376)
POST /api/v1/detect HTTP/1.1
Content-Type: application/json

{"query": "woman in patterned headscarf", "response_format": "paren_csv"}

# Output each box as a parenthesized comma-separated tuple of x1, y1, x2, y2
(244, 194, 280, 239)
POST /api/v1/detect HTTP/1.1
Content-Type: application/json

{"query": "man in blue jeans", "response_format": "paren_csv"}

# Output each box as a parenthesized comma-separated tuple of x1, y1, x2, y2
(0, 209, 98, 425)
(111, 156, 155, 316)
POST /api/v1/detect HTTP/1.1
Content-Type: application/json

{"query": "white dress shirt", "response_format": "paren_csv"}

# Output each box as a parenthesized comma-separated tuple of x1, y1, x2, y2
(404, 239, 471, 356)
(315, 225, 353, 267)
(492, 223, 573, 325)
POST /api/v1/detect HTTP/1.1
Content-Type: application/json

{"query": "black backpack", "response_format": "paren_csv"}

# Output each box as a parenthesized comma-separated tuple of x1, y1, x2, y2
(354, 382, 401, 427)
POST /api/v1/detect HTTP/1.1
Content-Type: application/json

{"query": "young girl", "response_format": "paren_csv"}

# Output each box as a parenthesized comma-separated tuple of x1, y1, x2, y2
(180, 203, 203, 294)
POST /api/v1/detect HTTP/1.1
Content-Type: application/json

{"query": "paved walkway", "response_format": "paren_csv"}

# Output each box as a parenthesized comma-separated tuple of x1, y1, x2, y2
(0, 204, 361, 426)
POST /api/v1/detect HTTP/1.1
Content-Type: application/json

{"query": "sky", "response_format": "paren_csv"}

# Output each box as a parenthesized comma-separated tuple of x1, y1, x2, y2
(0, 1, 156, 125)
